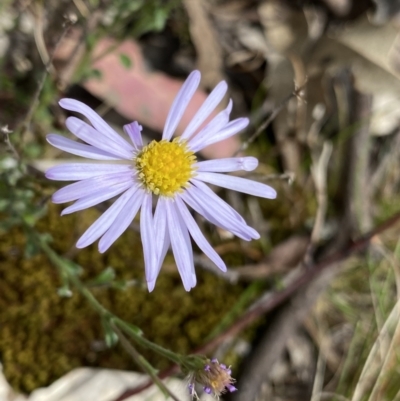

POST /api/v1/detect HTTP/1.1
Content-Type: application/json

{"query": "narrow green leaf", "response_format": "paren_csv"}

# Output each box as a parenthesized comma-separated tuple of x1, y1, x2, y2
(119, 53, 132, 69)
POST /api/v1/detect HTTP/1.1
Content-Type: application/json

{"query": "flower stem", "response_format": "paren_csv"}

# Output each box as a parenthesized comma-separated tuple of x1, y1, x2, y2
(35, 229, 186, 367)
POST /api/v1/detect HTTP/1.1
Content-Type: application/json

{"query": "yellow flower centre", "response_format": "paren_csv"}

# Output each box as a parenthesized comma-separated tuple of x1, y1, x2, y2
(135, 138, 196, 196)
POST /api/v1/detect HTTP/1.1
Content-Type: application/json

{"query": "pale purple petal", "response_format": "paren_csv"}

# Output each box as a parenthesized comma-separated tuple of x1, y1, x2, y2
(190, 117, 249, 153)
(227, 385, 237, 392)
(147, 223, 170, 292)
(123, 121, 143, 149)
(191, 269, 197, 290)
(175, 196, 227, 272)
(46, 163, 132, 181)
(162, 70, 201, 141)
(180, 80, 228, 141)
(153, 198, 169, 270)
(76, 185, 139, 248)
(146, 273, 158, 293)
(191, 179, 246, 223)
(189, 180, 260, 238)
(59, 98, 134, 151)
(182, 188, 258, 240)
(52, 171, 133, 204)
(196, 172, 277, 199)
(66, 117, 134, 160)
(187, 100, 232, 151)
(147, 276, 157, 293)
(98, 189, 145, 253)
(165, 199, 196, 291)
(140, 193, 158, 288)
(46, 134, 119, 160)
(195, 157, 258, 173)
(61, 181, 134, 215)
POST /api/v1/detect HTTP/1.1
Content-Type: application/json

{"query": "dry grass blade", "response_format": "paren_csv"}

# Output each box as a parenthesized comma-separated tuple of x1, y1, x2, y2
(234, 84, 305, 156)
(367, 310, 400, 401)
(375, 238, 400, 300)
(351, 297, 400, 401)
(19, 15, 76, 136)
(310, 141, 333, 245)
(310, 350, 326, 401)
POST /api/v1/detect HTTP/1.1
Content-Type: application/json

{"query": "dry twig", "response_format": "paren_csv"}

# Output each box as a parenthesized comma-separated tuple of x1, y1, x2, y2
(234, 84, 306, 156)
(1, 125, 19, 160)
(19, 15, 76, 136)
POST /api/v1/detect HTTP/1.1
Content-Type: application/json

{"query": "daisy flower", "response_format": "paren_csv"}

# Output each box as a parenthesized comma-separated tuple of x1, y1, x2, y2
(46, 70, 276, 291)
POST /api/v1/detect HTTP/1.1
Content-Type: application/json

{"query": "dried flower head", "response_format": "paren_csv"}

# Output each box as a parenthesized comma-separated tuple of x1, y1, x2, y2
(188, 358, 237, 399)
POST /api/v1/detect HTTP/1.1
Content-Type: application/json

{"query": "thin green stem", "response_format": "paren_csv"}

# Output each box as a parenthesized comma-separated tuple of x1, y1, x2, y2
(35, 229, 188, 367)
(110, 322, 181, 401)
(113, 318, 184, 365)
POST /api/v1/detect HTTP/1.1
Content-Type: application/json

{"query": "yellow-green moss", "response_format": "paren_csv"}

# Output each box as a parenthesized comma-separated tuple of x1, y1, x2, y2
(0, 203, 250, 393)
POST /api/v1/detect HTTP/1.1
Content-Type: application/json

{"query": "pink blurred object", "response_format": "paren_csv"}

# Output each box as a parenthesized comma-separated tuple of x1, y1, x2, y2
(82, 38, 240, 159)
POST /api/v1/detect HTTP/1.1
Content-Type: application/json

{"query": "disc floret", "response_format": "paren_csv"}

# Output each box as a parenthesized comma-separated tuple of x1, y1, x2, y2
(135, 138, 196, 196)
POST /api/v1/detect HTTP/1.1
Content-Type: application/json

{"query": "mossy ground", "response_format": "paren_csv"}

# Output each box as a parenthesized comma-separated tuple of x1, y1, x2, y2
(0, 202, 251, 393)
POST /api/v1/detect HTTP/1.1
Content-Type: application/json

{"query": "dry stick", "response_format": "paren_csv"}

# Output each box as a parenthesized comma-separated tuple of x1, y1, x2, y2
(58, 10, 103, 89)
(193, 254, 239, 283)
(19, 16, 75, 136)
(111, 209, 400, 401)
(32, 1, 56, 76)
(257, 171, 295, 183)
(1, 125, 19, 160)
(234, 84, 305, 157)
(305, 141, 333, 263)
(8, 18, 74, 180)
(72, 0, 90, 18)
(234, 235, 309, 281)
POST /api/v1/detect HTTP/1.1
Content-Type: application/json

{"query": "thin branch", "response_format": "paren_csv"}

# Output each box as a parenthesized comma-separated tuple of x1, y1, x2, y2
(193, 254, 239, 283)
(58, 10, 103, 88)
(234, 84, 306, 156)
(32, 1, 56, 75)
(243, 171, 295, 184)
(19, 15, 76, 135)
(306, 141, 333, 262)
(1, 125, 19, 160)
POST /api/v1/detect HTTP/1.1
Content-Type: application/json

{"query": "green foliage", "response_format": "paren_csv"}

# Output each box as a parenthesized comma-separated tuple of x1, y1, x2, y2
(0, 157, 47, 234)
(102, 0, 181, 38)
(119, 53, 132, 69)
